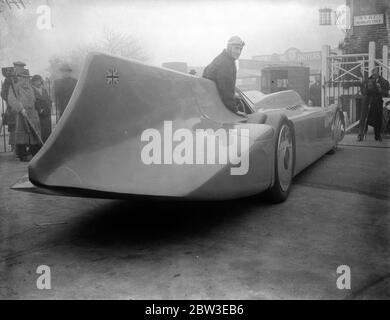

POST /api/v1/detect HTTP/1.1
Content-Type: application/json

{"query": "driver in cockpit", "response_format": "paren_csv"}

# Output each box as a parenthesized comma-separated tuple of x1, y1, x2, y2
(203, 36, 245, 114)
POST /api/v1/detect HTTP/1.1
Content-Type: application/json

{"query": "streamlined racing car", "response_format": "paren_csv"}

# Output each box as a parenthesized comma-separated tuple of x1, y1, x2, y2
(12, 52, 345, 202)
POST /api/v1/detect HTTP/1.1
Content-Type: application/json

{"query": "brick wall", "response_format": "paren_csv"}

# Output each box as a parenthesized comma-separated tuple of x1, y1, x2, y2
(343, 0, 390, 56)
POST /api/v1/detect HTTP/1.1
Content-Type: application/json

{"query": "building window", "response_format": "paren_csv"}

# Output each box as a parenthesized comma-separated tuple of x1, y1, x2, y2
(277, 79, 289, 88)
(319, 7, 333, 25)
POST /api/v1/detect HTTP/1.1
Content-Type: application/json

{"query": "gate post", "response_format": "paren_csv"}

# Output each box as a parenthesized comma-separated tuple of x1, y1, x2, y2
(1, 81, 5, 152)
(368, 41, 376, 75)
(321, 44, 330, 108)
(382, 45, 389, 80)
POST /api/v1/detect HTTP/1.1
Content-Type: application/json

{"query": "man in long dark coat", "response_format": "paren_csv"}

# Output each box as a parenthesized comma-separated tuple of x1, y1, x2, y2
(32, 75, 52, 142)
(358, 67, 390, 141)
(7, 70, 41, 161)
(309, 76, 321, 107)
(54, 63, 77, 118)
(203, 36, 245, 113)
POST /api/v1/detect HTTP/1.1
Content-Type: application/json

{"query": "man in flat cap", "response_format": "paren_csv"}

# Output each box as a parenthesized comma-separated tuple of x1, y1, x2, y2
(203, 36, 245, 114)
(54, 63, 77, 118)
(13, 61, 26, 72)
(1, 61, 27, 152)
(7, 69, 41, 161)
(32, 74, 52, 142)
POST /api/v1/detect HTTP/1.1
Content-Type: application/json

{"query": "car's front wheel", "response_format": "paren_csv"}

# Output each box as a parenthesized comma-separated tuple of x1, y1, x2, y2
(265, 120, 295, 203)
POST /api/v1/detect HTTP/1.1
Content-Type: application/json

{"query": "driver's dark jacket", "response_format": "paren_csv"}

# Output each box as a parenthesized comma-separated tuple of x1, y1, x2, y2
(202, 49, 237, 112)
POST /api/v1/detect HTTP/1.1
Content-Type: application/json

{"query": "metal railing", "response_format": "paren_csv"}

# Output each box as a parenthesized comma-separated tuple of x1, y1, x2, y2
(322, 43, 389, 128)
(322, 53, 367, 125)
(328, 53, 369, 83)
(374, 58, 390, 80)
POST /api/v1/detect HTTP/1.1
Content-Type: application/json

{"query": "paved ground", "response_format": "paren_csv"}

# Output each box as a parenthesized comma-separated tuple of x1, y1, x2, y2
(0, 133, 389, 299)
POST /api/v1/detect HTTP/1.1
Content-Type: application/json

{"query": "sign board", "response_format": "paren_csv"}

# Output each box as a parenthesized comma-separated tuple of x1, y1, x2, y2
(354, 14, 384, 26)
(253, 48, 321, 63)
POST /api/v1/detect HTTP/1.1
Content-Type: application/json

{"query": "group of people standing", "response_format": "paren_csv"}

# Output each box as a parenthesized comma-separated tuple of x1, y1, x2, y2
(1, 61, 48, 161)
(1, 61, 77, 161)
(308, 68, 389, 142)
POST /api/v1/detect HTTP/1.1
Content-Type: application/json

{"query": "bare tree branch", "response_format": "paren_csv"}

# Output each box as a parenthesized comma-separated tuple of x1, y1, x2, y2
(46, 28, 149, 80)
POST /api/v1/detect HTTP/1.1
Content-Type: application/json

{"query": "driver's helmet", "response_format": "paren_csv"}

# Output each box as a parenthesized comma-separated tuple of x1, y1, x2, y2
(227, 36, 245, 48)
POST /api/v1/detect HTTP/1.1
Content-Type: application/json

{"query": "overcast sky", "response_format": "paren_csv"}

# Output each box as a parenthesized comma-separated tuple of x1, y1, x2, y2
(2, 0, 347, 73)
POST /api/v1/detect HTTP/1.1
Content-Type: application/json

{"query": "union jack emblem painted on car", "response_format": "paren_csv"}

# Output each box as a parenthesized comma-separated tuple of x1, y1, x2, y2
(105, 68, 119, 85)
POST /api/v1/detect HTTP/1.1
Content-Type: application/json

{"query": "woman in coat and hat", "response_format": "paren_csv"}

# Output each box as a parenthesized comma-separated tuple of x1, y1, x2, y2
(32, 74, 52, 142)
(7, 69, 41, 161)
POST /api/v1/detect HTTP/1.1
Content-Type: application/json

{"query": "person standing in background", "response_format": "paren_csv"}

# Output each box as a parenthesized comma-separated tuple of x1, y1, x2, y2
(1, 61, 27, 152)
(32, 75, 52, 143)
(7, 69, 41, 161)
(309, 76, 321, 107)
(358, 67, 389, 141)
(54, 63, 77, 119)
